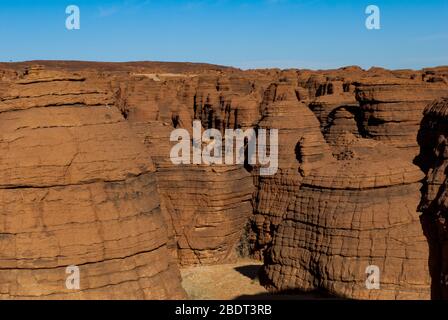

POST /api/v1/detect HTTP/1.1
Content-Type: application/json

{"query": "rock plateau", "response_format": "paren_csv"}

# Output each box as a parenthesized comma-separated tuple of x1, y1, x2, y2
(1, 61, 448, 299)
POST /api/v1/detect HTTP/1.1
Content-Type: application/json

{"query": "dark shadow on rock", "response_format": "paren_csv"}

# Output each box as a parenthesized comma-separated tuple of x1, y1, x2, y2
(234, 264, 343, 300)
(414, 113, 437, 173)
(324, 105, 367, 139)
(420, 214, 442, 300)
(234, 264, 262, 281)
(234, 289, 343, 301)
(415, 105, 447, 300)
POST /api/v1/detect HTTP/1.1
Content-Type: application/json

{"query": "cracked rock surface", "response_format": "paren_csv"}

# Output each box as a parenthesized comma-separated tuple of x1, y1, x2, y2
(0, 66, 186, 299)
(1, 62, 448, 300)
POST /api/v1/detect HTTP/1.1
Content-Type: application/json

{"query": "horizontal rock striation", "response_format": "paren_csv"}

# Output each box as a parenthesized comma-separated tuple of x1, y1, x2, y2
(116, 74, 257, 266)
(2, 62, 448, 300)
(250, 82, 333, 258)
(261, 137, 430, 299)
(0, 66, 186, 299)
(355, 78, 448, 159)
(130, 120, 254, 266)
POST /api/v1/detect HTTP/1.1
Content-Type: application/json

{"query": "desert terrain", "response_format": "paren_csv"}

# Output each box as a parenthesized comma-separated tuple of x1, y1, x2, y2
(1, 61, 448, 299)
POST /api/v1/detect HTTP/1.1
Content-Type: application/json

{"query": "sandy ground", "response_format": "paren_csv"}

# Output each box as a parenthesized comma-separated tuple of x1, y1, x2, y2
(180, 259, 332, 300)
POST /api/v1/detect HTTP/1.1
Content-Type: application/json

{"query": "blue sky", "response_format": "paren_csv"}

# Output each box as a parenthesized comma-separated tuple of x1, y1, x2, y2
(0, 0, 447, 69)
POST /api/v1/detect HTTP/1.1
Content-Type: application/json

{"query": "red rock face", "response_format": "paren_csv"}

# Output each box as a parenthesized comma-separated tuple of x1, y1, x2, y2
(0, 66, 186, 299)
(1, 62, 448, 300)
(356, 80, 448, 160)
(243, 67, 448, 299)
(113, 76, 257, 266)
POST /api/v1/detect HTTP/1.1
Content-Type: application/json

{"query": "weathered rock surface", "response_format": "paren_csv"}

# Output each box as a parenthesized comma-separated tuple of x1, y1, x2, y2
(250, 82, 333, 258)
(0, 66, 186, 299)
(130, 120, 254, 266)
(2, 62, 448, 300)
(260, 136, 430, 299)
(115, 76, 257, 266)
(417, 98, 448, 299)
(246, 77, 431, 299)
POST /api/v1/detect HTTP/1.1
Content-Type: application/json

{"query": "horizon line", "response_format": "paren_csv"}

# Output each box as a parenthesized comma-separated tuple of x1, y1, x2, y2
(1, 59, 447, 72)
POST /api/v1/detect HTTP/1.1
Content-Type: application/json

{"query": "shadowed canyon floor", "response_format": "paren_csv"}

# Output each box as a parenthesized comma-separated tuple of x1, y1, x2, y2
(1, 61, 448, 299)
(181, 259, 332, 300)
(181, 259, 268, 300)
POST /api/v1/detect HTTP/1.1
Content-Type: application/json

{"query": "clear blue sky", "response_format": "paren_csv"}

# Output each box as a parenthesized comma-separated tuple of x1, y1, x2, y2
(0, 0, 447, 69)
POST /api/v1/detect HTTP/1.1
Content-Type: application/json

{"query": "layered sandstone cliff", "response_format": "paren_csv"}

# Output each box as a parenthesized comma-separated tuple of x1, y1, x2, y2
(111, 73, 257, 266)
(260, 135, 430, 299)
(0, 66, 185, 299)
(248, 76, 432, 299)
(355, 77, 448, 159)
(1, 61, 448, 300)
(130, 121, 254, 266)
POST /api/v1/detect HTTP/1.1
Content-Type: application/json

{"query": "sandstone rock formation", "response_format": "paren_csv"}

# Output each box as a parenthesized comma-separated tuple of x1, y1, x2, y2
(260, 136, 430, 299)
(0, 66, 186, 299)
(355, 78, 448, 160)
(417, 97, 448, 299)
(250, 82, 333, 258)
(248, 77, 431, 299)
(2, 61, 448, 300)
(130, 121, 254, 266)
(112, 74, 257, 266)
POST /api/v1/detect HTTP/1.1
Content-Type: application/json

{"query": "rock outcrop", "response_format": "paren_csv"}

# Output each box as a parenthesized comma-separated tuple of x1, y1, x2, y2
(250, 82, 333, 258)
(130, 121, 254, 266)
(247, 78, 431, 299)
(261, 136, 430, 299)
(0, 66, 186, 299)
(2, 62, 448, 300)
(417, 97, 448, 299)
(355, 77, 448, 160)
(113, 74, 257, 266)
